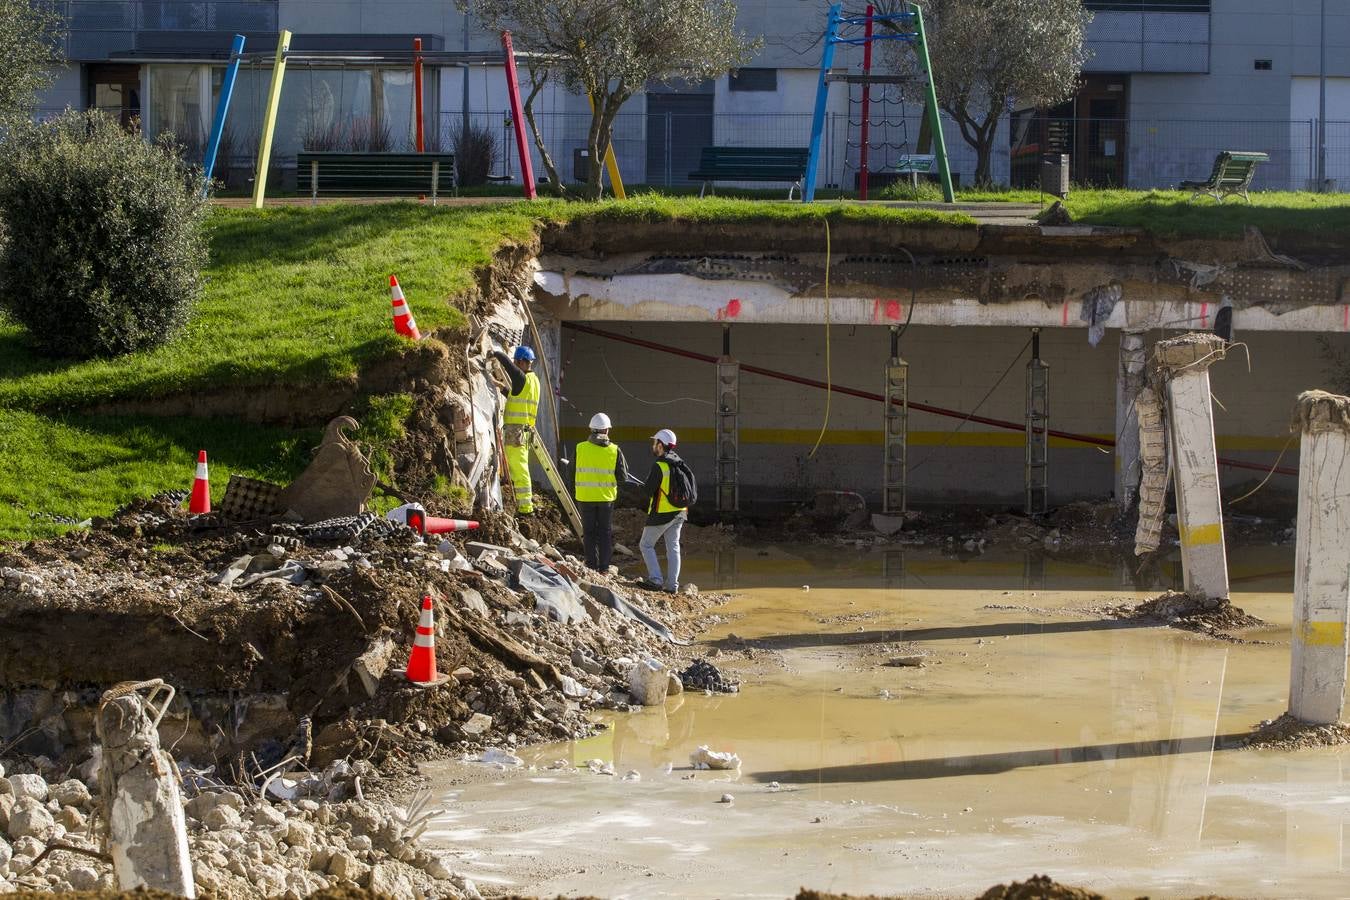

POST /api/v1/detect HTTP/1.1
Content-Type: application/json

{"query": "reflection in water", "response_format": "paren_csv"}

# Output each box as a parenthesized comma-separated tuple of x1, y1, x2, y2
(430, 544, 1348, 899)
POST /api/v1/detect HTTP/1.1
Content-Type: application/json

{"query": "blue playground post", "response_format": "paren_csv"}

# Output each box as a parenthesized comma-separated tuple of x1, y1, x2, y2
(202, 34, 245, 198)
(802, 3, 842, 203)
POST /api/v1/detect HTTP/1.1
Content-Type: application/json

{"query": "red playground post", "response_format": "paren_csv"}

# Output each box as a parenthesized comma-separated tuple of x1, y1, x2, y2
(501, 31, 537, 200)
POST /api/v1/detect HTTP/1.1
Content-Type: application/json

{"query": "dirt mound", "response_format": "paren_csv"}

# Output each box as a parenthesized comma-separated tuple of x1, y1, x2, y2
(1104, 590, 1266, 639)
(0, 495, 728, 772)
(1239, 712, 1350, 751)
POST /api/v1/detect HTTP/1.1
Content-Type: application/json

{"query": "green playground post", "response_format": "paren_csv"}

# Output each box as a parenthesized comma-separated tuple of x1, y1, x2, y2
(910, 2, 954, 203)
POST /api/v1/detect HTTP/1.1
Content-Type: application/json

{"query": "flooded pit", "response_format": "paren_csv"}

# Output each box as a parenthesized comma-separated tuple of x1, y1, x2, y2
(422, 545, 1347, 899)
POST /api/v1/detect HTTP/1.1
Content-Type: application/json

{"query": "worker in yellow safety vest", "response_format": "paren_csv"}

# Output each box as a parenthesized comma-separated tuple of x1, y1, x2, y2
(572, 412, 639, 572)
(490, 345, 540, 514)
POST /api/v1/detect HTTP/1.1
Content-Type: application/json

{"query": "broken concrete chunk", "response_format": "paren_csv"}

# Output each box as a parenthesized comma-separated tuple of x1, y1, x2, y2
(50, 779, 90, 808)
(871, 514, 906, 536)
(627, 657, 669, 706)
(5, 775, 46, 804)
(353, 631, 398, 699)
(7, 797, 55, 840)
(461, 713, 493, 736)
(457, 587, 490, 617)
(477, 748, 523, 768)
(885, 656, 925, 668)
(689, 746, 741, 771)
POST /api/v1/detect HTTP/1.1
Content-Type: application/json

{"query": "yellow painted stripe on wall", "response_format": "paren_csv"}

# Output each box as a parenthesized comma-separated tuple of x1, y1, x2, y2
(1297, 620, 1348, 648)
(1180, 523, 1224, 547)
(562, 427, 1290, 452)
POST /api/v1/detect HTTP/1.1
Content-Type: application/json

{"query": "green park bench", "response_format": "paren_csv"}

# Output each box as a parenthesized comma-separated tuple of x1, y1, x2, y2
(296, 151, 458, 204)
(1179, 151, 1269, 203)
(689, 146, 811, 199)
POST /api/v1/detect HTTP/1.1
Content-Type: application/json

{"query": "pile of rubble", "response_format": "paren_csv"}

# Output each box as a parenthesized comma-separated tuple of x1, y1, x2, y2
(1104, 590, 1266, 639)
(0, 758, 482, 897)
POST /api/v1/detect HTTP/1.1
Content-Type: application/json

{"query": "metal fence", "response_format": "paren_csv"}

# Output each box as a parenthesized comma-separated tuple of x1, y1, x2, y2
(436, 111, 1350, 193)
(26, 103, 1350, 194)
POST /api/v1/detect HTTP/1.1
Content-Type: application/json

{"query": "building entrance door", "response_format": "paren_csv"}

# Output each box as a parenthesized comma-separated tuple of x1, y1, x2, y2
(646, 92, 713, 186)
(87, 64, 142, 130)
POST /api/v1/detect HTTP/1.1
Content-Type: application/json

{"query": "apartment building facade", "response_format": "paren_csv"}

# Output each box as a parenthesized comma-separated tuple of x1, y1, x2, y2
(33, 0, 1350, 190)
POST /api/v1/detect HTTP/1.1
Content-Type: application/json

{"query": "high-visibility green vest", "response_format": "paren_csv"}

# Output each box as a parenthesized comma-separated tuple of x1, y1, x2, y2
(504, 371, 540, 427)
(574, 440, 619, 502)
(654, 460, 680, 513)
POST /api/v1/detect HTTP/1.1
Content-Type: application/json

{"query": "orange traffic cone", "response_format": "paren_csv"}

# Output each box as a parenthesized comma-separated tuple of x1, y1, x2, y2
(188, 450, 210, 514)
(404, 594, 443, 685)
(424, 516, 479, 535)
(389, 275, 422, 341)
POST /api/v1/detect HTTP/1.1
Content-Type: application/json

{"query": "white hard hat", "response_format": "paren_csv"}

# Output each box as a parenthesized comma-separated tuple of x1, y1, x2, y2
(589, 412, 612, 430)
(651, 428, 677, 447)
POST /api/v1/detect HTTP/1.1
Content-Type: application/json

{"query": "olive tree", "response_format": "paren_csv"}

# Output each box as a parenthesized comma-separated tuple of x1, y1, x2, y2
(0, 0, 65, 134)
(460, 0, 759, 199)
(878, 0, 1090, 184)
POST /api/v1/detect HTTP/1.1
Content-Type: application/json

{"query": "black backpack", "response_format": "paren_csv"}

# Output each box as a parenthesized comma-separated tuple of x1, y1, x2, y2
(662, 458, 698, 509)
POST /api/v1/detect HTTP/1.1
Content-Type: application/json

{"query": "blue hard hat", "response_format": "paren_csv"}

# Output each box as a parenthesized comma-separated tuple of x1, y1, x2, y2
(513, 346, 536, 362)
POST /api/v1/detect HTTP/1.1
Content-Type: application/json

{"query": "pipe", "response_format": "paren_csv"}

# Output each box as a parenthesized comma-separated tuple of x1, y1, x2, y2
(561, 321, 1297, 477)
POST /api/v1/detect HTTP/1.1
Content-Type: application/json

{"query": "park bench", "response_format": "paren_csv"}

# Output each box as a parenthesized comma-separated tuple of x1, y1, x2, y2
(689, 146, 811, 199)
(895, 153, 936, 187)
(296, 152, 458, 204)
(1179, 151, 1269, 203)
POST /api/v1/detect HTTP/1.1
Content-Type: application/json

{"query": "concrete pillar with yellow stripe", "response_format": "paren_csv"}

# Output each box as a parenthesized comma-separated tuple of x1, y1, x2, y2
(1289, 390, 1350, 725)
(1156, 333, 1229, 601)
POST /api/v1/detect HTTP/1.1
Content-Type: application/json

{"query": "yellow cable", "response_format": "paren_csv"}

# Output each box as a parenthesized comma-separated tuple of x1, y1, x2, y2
(808, 220, 832, 459)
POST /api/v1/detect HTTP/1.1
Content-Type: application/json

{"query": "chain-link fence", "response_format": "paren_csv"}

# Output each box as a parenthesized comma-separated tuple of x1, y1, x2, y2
(25, 102, 1350, 195)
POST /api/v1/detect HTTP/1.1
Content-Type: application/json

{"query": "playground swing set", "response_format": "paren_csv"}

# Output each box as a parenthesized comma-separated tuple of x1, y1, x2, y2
(199, 2, 949, 207)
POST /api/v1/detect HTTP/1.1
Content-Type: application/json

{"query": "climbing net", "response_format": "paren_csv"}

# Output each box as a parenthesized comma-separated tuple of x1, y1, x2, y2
(842, 80, 912, 192)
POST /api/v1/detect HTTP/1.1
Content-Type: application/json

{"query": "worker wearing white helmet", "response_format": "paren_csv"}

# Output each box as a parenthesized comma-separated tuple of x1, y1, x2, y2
(573, 412, 640, 573)
(637, 428, 695, 593)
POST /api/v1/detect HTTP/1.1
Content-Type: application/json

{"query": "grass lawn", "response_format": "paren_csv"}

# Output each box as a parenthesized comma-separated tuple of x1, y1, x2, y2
(0, 409, 317, 540)
(953, 187, 1350, 240)
(0, 196, 972, 413)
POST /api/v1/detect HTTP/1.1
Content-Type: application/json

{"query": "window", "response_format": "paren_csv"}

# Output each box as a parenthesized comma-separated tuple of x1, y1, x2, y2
(729, 68, 777, 92)
(1254, 59, 1273, 70)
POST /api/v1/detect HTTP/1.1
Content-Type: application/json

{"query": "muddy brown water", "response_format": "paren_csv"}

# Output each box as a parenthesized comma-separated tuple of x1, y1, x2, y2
(422, 544, 1346, 899)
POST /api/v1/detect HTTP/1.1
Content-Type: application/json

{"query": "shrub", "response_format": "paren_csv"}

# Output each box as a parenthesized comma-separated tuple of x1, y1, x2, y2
(0, 111, 208, 358)
(453, 123, 497, 186)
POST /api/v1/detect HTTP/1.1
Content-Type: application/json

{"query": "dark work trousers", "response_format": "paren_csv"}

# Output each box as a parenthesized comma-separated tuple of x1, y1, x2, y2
(578, 501, 614, 572)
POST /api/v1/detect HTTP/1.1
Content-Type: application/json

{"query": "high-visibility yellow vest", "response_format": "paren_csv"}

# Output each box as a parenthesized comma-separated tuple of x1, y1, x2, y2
(655, 460, 680, 513)
(574, 440, 619, 502)
(504, 371, 540, 427)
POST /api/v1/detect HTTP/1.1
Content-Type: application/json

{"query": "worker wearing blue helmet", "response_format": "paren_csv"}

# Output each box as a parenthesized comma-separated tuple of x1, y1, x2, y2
(489, 345, 540, 514)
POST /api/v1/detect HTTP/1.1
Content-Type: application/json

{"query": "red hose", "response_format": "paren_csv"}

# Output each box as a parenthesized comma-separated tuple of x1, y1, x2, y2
(562, 322, 1297, 478)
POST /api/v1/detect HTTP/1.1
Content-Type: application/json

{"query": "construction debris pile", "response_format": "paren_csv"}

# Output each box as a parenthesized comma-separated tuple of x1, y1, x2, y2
(0, 757, 483, 897)
(1239, 712, 1350, 751)
(1104, 590, 1267, 638)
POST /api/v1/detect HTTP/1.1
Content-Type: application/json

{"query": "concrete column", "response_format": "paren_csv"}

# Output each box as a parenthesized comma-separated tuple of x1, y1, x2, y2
(97, 682, 195, 897)
(1156, 333, 1228, 600)
(1115, 330, 1147, 511)
(1289, 390, 1350, 725)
